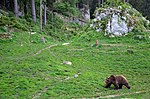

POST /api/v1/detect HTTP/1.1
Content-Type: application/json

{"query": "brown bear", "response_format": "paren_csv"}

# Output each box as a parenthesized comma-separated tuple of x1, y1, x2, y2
(104, 75, 130, 90)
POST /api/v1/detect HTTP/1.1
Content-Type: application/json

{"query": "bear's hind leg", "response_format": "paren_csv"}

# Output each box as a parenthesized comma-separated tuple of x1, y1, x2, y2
(119, 84, 123, 89)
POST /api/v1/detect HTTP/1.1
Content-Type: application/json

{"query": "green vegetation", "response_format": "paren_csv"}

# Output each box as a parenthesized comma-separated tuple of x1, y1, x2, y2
(0, 1, 150, 98)
(1, 26, 150, 98)
(94, 0, 150, 33)
(53, 1, 80, 17)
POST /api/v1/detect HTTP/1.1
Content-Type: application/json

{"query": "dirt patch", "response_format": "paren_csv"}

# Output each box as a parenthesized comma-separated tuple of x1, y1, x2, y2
(33, 44, 58, 56)
(95, 91, 148, 98)
(33, 43, 71, 56)
(102, 43, 126, 47)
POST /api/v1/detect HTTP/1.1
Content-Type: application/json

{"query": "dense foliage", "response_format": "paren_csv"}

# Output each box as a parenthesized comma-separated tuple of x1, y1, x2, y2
(129, 0, 150, 20)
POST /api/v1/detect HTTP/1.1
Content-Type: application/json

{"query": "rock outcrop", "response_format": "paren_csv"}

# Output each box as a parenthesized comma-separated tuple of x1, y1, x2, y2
(91, 5, 149, 37)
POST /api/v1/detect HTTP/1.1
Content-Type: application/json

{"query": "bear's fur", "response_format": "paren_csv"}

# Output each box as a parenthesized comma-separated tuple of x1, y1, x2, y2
(105, 75, 130, 90)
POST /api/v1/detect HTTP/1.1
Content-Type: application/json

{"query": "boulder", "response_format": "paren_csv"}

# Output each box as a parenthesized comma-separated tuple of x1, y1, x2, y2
(91, 5, 149, 37)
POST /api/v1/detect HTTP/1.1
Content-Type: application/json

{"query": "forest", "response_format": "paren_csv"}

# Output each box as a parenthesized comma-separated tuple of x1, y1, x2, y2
(0, 0, 150, 98)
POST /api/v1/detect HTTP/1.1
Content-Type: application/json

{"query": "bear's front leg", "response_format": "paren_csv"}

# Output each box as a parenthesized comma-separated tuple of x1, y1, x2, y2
(105, 83, 111, 88)
(119, 84, 123, 89)
(124, 83, 131, 89)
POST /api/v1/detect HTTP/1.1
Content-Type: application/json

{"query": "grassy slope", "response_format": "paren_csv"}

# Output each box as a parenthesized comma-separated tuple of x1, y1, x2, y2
(0, 31, 150, 99)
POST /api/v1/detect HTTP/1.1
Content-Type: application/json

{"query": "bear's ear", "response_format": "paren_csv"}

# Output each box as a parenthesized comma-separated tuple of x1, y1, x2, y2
(110, 75, 116, 81)
(110, 75, 115, 77)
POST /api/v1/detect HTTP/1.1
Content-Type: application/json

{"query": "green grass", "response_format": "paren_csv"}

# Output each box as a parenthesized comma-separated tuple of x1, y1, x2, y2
(0, 31, 150, 99)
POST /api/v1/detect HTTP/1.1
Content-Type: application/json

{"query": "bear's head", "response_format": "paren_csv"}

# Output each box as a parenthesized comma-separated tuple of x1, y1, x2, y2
(105, 75, 116, 84)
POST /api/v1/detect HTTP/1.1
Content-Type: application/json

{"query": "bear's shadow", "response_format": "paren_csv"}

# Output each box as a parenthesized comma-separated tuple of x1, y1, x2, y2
(103, 86, 115, 90)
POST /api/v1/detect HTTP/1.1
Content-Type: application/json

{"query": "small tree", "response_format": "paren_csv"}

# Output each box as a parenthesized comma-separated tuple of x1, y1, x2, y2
(101, 0, 104, 7)
(40, 0, 43, 31)
(31, 0, 36, 22)
(14, 0, 19, 19)
(44, 2, 47, 25)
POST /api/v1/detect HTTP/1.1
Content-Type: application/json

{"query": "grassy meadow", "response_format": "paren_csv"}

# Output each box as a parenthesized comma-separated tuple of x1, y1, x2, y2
(0, 31, 150, 99)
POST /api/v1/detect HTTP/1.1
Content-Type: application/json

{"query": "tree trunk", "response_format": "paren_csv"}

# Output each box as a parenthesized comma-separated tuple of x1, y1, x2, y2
(14, 0, 18, 18)
(31, 0, 36, 22)
(101, 0, 104, 7)
(124, 0, 129, 3)
(40, 0, 43, 31)
(23, 1, 28, 15)
(98, 0, 100, 7)
(5, 0, 10, 10)
(44, 3, 47, 26)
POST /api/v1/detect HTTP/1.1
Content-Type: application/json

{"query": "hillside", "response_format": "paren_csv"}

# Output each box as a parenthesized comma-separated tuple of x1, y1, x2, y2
(1, 0, 150, 98)
(1, 29, 150, 98)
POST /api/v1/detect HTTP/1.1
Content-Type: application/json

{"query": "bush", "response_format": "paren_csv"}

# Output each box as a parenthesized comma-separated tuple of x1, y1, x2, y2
(53, 2, 80, 16)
